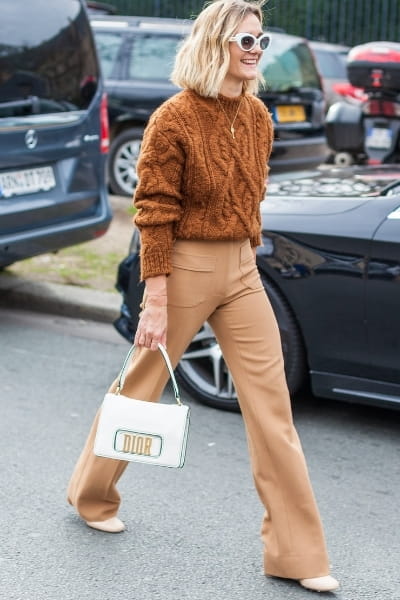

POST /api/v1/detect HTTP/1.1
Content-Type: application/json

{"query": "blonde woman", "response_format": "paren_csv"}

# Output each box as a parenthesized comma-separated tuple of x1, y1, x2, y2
(68, 0, 339, 592)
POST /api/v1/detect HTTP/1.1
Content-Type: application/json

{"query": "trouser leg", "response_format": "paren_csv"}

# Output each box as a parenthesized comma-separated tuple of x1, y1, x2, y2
(67, 297, 213, 522)
(208, 288, 330, 579)
(67, 407, 127, 521)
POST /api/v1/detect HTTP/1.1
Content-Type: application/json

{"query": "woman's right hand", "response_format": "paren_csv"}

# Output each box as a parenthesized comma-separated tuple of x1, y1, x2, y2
(134, 275, 168, 351)
(134, 299, 167, 351)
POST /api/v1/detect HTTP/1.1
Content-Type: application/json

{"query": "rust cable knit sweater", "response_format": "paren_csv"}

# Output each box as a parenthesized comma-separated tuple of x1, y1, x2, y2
(134, 89, 274, 280)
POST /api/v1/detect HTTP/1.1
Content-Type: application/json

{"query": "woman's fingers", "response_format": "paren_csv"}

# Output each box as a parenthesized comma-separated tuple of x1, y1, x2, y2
(134, 305, 167, 351)
(150, 338, 159, 352)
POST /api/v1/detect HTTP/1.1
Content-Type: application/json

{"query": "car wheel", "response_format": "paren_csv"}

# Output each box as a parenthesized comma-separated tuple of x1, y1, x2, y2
(175, 274, 306, 411)
(108, 127, 143, 196)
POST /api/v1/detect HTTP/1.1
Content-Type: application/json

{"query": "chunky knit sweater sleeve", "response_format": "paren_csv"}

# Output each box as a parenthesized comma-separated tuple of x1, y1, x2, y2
(134, 104, 185, 279)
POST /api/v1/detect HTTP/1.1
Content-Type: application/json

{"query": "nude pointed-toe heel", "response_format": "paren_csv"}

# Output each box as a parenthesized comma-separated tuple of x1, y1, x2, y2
(85, 517, 125, 533)
(299, 575, 340, 592)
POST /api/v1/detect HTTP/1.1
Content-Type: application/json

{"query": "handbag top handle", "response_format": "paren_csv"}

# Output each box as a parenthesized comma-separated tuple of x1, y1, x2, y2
(116, 343, 182, 406)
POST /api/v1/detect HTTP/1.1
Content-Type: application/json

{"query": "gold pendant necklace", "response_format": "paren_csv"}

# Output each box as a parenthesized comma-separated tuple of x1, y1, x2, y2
(216, 97, 243, 139)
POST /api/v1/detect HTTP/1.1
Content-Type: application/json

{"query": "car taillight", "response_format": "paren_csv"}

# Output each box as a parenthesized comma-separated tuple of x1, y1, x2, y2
(382, 101, 396, 116)
(364, 99, 400, 116)
(100, 93, 110, 154)
(365, 100, 382, 115)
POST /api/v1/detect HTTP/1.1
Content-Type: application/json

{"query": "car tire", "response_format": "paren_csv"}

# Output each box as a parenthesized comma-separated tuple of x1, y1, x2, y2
(175, 274, 306, 411)
(108, 127, 144, 196)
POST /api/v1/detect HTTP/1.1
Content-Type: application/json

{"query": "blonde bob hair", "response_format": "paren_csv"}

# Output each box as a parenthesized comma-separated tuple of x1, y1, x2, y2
(171, 0, 266, 97)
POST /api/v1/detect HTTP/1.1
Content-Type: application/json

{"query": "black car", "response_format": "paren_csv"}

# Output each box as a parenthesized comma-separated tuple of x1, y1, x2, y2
(0, 0, 111, 268)
(91, 15, 327, 196)
(114, 166, 400, 412)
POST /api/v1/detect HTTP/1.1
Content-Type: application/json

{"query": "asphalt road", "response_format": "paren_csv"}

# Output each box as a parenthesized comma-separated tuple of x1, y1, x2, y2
(0, 308, 399, 600)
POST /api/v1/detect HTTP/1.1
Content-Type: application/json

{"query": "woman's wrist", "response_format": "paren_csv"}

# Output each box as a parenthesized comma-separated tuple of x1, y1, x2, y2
(145, 294, 167, 307)
(145, 275, 167, 297)
(146, 293, 167, 298)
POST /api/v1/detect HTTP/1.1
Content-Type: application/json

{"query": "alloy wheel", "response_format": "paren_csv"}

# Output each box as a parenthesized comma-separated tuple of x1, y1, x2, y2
(112, 138, 141, 196)
(179, 322, 237, 402)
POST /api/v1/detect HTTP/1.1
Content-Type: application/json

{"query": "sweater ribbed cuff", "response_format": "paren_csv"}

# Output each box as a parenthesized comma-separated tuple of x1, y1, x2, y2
(140, 250, 172, 281)
(250, 233, 262, 248)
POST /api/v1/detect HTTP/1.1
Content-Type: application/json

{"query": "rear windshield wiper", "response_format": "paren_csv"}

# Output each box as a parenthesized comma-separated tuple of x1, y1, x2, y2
(0, 96, 41, 113)
(0, 95, 76, 114)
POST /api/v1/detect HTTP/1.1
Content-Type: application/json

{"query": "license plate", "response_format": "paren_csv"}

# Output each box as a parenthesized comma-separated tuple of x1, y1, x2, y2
(0, 166, 56, 199)
(276, 105, 306, 123)
(366, 127, 392, 149)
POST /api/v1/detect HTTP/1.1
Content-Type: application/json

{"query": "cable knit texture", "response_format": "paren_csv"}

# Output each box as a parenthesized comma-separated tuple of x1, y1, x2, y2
(134, 89, 274, 280)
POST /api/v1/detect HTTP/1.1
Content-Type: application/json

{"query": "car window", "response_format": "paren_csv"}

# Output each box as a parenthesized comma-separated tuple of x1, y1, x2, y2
(260, 36, 321, 92)
(313, 50, 348, 79)
(94, 31, 124, 78)
(0, 0, 99, 118)
(127, 34, 182, 80)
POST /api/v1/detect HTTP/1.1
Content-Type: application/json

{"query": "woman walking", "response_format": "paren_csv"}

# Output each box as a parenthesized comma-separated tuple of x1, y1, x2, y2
(68, 0, 339, 592)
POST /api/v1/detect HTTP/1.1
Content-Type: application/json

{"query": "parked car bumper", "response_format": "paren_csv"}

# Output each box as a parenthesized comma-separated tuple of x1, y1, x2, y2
(0, 189, 112, 267)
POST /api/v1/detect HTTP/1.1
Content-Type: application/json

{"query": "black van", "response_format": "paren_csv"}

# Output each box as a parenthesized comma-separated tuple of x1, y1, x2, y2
(0, 0, 111, 268)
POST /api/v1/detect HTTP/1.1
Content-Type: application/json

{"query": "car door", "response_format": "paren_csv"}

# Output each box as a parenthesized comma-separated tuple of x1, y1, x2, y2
(366, 203, 400, 385)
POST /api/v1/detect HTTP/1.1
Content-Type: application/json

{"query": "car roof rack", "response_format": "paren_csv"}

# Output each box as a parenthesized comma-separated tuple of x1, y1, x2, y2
(90, 14, 193, 32)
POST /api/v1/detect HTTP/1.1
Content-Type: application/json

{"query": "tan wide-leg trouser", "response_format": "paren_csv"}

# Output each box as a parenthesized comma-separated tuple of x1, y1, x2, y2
(67, 239, 330, 579)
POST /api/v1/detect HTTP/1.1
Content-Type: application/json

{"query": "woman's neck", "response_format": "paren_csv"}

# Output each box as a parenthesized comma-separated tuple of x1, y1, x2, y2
(219, 79, 243, 98)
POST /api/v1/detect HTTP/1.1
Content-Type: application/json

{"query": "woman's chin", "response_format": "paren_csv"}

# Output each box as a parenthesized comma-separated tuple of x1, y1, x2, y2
(241, 68, 258, 81)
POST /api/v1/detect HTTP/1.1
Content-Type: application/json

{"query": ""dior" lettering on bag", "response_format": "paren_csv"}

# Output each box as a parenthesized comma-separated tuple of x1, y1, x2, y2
(114, 430, 162, 457)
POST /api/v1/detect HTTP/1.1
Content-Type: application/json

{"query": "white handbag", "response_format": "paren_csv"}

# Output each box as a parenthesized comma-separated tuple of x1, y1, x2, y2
(94, 343, 190, 468)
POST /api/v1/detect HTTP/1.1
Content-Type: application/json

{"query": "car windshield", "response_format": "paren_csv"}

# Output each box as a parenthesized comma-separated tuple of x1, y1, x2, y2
(260, 36, 321, 92)
(0, 0, 99, 118)
(127, 34, 182, 80)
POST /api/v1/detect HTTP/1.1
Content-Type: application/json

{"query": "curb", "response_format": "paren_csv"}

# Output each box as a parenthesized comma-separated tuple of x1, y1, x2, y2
(0, 273, 120, 323)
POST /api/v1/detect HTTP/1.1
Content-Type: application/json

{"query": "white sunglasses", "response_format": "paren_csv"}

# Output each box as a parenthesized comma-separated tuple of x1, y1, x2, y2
(229, 32, 271, 52)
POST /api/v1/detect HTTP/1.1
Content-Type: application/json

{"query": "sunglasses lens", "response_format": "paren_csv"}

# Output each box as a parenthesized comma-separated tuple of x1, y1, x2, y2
(240, 35, 255, 51)
(259, 35, 270, 50)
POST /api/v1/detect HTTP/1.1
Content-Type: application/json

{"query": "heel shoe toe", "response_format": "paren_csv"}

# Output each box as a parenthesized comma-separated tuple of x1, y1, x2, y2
(299, 575, 340, 592)
(85, 517, 125, 533)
